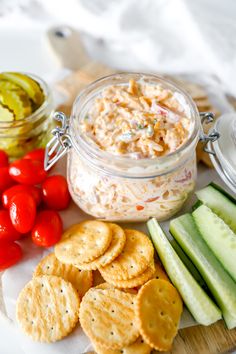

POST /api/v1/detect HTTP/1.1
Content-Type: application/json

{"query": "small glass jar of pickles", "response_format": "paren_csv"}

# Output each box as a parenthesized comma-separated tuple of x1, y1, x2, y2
(0, 72, 54, 159)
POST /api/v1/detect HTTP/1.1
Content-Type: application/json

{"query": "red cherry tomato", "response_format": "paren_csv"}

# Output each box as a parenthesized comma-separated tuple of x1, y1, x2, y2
(2, 184, 41, 208)
(0, 167, 15, 192)
(0, 210, 21, 241)
(0, 150, 9, 167)
(42, 175, 70, 210)
(0, 241, 22, 271)
(9, 159, 47, 185)
(32, 210, 62, 247)
(24, 148, 45, 164)
(9, 192, 36, 233)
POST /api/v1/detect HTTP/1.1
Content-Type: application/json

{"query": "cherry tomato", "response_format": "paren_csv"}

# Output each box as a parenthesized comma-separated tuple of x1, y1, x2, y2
(32, 210, 62, 247)
(0, 210, 21, 241)
(2, 184, 41, 208)
(0, 167, 15, 192)
(9, 192, 36, 233)
(42, 175, 70, 210)
(0, 241, 22, 271)
(24, 148, 45, 164)
(9, 158, 47, 185)
(0, 150, 9, 167)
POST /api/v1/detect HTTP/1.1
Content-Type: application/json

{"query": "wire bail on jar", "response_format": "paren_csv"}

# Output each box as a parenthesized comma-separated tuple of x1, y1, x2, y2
(44, 112, 72, 171)
(199, 112, 220, 155)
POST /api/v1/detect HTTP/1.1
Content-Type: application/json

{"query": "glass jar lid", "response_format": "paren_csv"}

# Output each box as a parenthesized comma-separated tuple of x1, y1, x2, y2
(209, 113, 236, 194)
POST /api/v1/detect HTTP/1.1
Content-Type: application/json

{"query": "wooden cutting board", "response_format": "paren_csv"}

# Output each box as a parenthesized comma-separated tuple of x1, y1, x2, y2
(55, 63, 236, 354)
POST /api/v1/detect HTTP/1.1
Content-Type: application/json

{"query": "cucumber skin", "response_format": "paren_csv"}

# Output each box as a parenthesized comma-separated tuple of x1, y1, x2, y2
(193, 205, 236, 283)
(195, 184, 236, 234)
(192, 200, 203, 211)
(147, 218, 221, 326)
(169, 238, 209, 292)
(210, 182, 236, 204)
(170, 214, 236, 329)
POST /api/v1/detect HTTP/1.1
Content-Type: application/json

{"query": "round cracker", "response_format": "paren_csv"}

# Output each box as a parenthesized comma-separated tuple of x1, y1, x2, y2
(151, 262, 169, 282)
(55, 221, 112, 264)
(93, 336, 151, 354)
(102, 261, 155, 288)
(99, 229, 154, 281)
(16, 275, 80, 342)
(79, 288, 139, 349)
(76, 224, 126, 270)
(95, 282, 138, 294)
(135, 279, 183, 351)
(33, 253, 93, 298)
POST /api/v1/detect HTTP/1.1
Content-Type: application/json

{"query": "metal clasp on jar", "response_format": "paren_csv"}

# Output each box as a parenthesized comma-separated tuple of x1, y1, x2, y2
(199, 112, 220, 155)
(44, 112, 73, 171)
(44, 110, 221, 171)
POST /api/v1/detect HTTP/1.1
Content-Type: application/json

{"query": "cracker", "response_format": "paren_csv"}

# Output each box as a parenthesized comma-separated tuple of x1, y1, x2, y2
(76, 224, 126, 270)
(16, 275, 80, 342)
(135, 279, 183, 351)
(99, 229, 154, 281)
(93, 269, 106, 286)
(93, 336, 151, 354)
(33, 253, 93, 298)
(79, 288, 139, 349)
(55, 221, 112, 264)
(102, 261, 155, 288)
(95, 282, 138, 294)
(151, 262, 169, 282)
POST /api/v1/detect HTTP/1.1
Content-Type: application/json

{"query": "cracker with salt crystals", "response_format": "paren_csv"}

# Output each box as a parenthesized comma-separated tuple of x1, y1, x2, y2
(76, 223, 126, 270)
(93, 336, 151, 354)
(33, 253, 93, 298)
(79, 287, 139, 350)
(99, 229, 154, 281)
(55, 220, 112, 265)
(16, 275, 80, 342)
(135, 279, 183, 351)
(102, 261, 155, 288)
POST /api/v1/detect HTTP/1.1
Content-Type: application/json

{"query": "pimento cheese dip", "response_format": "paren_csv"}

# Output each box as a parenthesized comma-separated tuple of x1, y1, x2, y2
(80, 79, 191, 159)
(68, 76, 198, 222)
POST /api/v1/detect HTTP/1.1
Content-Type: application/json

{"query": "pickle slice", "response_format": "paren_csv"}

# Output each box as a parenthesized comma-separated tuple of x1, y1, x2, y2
(0, 103, 15, 122)
(0, 72, 44, 109)
(0, 87, 32, 120)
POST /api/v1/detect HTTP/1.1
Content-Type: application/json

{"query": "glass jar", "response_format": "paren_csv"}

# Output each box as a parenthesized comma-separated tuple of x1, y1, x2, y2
(208, 112, 236, 195)
(45, 73, 217, 222)
(0, 74, 54, 160)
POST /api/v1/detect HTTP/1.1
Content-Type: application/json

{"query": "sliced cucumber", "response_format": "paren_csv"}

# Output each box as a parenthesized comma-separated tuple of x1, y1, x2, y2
(147, 218, 221, 326)
(210, 182, 236, 204)
(195, 184, 236, 233)
(170, 214, 236, 329)
(169, 238, 208, 292)
(193, 205, 236, 282)
(192, 200, 203, 211)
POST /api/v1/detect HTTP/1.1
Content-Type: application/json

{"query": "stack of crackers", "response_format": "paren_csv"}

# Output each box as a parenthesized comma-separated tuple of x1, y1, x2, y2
(16, 220, 183, 353)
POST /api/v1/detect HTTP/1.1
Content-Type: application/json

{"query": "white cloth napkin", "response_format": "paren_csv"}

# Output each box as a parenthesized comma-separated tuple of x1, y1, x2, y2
(1, 0, 236, 95)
